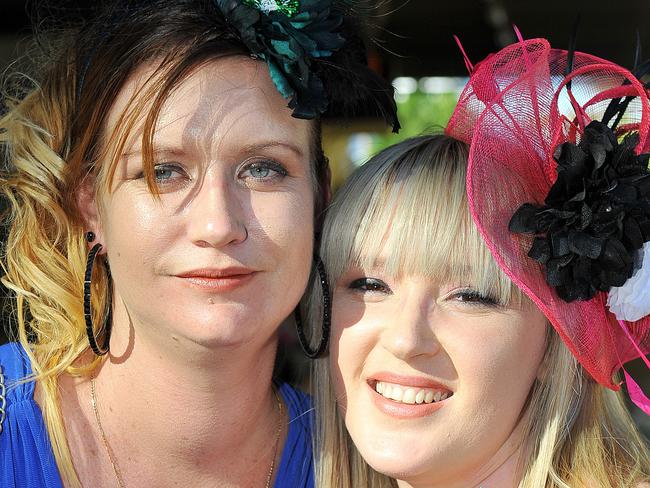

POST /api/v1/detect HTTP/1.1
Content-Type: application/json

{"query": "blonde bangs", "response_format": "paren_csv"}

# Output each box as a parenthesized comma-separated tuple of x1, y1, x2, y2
(321, 134, 522, 306)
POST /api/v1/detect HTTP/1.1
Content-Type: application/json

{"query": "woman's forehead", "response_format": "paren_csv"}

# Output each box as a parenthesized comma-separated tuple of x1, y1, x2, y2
(105, 56, 311, 156)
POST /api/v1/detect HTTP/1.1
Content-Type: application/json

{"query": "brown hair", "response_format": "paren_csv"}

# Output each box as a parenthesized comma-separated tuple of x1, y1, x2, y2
(1, 1, 329, 485)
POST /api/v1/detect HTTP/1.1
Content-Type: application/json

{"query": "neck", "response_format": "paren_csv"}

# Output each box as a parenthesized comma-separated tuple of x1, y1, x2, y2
(76, 300, 284, 485)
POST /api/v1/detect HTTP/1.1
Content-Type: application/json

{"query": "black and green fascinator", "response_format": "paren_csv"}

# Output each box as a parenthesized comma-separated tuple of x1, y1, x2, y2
(214, 0, 400, 131)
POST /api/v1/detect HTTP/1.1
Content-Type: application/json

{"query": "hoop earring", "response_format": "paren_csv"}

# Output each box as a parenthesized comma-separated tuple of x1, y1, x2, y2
(294, 256, 331, 359)
(84, 233, 112, 356)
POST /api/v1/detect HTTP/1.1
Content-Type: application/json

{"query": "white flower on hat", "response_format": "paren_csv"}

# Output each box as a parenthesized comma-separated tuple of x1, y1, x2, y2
(258, 0, 281, 13)
(607, 241, 650, 322)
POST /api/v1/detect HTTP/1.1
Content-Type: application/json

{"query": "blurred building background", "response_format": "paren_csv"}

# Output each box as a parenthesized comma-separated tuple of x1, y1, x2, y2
(0, 0, 648, 434)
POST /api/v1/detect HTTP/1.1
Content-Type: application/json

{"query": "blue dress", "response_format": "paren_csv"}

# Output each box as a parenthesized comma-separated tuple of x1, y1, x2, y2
(0, 343, 314, 487)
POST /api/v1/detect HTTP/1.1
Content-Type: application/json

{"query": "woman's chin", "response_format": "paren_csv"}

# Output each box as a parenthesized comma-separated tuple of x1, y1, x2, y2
(366, 455, 440, 486)
(356, 437, 445, 483)
(159, 310, 280, 351)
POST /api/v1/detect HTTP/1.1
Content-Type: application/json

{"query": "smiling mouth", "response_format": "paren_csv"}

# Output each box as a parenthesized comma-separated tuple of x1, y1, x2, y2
(372, 380, 453, 405)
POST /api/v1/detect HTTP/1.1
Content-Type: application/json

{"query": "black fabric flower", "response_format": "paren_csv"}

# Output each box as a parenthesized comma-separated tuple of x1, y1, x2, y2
(214, 0, 345, 119)
(509, 120, 650, 302)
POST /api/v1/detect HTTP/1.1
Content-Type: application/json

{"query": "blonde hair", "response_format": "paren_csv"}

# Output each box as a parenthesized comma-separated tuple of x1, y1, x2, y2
(309, 134, 650, 487)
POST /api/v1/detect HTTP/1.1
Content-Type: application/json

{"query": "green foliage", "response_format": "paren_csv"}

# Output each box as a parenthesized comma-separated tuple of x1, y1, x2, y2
(372, 91, 458, 154)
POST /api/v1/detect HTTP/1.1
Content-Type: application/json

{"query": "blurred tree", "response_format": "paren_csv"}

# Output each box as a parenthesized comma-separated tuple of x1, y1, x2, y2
(373, 91, 459, 152)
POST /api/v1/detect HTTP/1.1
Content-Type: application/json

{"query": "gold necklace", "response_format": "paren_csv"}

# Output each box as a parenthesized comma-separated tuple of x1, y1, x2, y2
(90, 376, 284, 488)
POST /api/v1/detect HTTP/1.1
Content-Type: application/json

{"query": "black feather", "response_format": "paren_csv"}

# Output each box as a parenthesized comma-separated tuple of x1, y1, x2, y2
(634, 30, 642, 70)
(315, 13, 400, 132)
(564, 14, 581, 90)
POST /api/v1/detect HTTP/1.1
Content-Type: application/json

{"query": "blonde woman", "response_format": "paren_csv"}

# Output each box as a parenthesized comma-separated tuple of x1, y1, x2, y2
(0, 1, 398, 487)
(308, 37, 650, 488)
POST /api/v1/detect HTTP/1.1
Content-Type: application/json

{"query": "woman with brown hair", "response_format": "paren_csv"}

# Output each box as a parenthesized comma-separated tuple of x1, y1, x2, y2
(0, 1, 398, 486)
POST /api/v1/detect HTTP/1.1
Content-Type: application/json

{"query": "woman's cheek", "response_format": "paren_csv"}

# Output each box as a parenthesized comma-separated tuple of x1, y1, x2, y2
(331, 304, 380, 405)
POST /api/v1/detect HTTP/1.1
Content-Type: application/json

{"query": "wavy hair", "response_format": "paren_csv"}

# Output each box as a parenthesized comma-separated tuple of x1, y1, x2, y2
(0, 2, 329, 486)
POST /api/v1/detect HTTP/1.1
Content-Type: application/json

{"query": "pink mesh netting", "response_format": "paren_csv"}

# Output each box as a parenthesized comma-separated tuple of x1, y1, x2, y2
(446, 38, 650, 389)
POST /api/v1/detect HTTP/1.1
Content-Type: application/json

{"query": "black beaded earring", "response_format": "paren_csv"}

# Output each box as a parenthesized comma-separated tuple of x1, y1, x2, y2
(84, 231, 112, 356)
(294, 256, 331, 359)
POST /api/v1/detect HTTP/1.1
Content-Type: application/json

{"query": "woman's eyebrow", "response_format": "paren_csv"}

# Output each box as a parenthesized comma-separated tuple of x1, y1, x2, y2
(121, 142, 305, 161)
(240, 141, 305, 158)
(120, 147, 188, 159)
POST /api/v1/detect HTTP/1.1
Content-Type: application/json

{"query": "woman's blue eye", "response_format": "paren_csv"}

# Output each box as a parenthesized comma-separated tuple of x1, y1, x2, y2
(250, 166, 270, 178)
(240, 160, 288, 181)
(453, 289, 499, 306)
(154, 166, 175, 181)
(348, 278, 392, 294)
(150, 163, 185, 183)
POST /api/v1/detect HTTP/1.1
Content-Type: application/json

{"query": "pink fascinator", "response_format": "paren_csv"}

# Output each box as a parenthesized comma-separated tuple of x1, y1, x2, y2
(446, 32, 650, 412)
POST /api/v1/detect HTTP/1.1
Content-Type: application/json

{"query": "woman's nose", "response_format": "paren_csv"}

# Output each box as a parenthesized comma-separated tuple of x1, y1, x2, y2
(379, 297, 440, 360)
(186, 175, 248, 248)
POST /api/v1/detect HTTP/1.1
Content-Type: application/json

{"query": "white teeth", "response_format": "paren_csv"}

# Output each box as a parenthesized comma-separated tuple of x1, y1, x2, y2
(389, 386, 403, 402)
(374, 381, 451, 405)
(415, 389, 425, 404)
(402, 388, 416, 404)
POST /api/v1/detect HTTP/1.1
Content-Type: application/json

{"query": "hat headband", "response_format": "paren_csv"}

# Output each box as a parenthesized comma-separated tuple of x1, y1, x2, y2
(447, 38, 650, 389)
